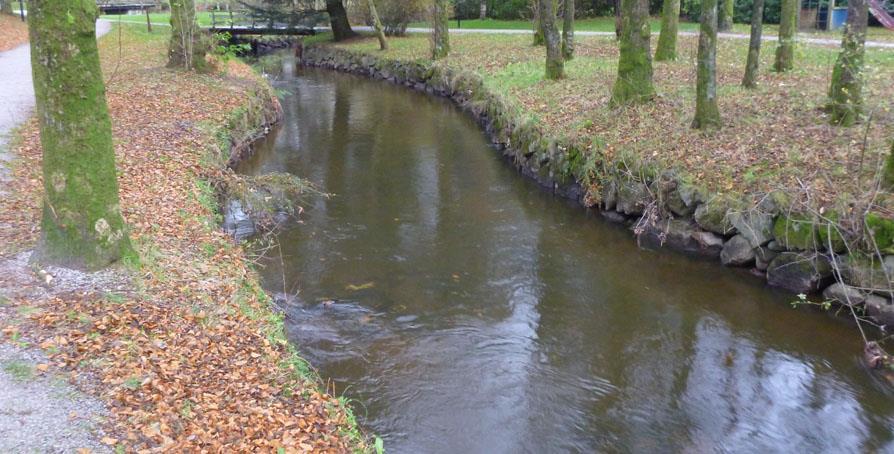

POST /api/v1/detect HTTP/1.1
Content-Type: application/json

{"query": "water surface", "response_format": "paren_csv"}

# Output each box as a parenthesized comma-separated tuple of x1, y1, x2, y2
(239, 64, 894, 453)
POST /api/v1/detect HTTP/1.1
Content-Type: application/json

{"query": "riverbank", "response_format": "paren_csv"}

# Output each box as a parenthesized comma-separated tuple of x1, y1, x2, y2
(0, 25, 365, 451)
(302, 33, 894, 327)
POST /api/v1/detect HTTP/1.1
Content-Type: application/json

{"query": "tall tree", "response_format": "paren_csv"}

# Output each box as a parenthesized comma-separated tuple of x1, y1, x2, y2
(692, 0, 722, 129)
(541, 0, 564, 78)
(27, 0, 134, 269)
(655, 0, 681, 61)
(169, 0, 207, 70)
(827, 0, 868, 126)
(326, 0, 357, 41)
(718, 0, 733, 31)
(562, 0, 574, 60)
(431, 0, 450, 59)
(369, 0, 388, 50)
(774, 0, 797, 72)
(610, 0, 655, 106)
(741, 0, 765, 87)
(615, 0, 622, 39)
(533, 0, 546, 45)
(883, 140, 894, 191)
(480, 0, 487, 19)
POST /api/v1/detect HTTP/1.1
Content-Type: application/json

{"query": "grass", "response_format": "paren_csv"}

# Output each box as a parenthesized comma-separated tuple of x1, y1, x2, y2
(101, 11, 216, 27)
(409, 16, 894, 41)
(2, 360, 33, 382)
(334, 32, 894, 209)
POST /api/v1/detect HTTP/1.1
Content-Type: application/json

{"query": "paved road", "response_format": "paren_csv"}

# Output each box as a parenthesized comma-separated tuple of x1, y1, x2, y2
(0, 20, 111, 190)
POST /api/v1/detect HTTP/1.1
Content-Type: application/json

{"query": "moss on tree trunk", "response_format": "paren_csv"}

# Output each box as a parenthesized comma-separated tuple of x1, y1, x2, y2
(692, 0, 722, 129)
(369, 0, 388, 50)
(27, 0, 134, 270)
(168, 0, 207, 71)
(774, 0, 797, 72)
(718, 0, 733, 31)
(431, 0, 450, 59)
(326, 0, 357, 41)
(742, 0, 764, 87)
(610, 0, 655, 106)
(884, 141, 894, 191)
(562, 0, 575, 60)
(655, 0, 681, 61)
(827, 0, 867, 126)
(541, 0, 564, 78)
(533, 0, 546, 45)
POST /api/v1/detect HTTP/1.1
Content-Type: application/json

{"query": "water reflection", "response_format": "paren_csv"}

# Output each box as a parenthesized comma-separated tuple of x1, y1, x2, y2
(240, 64, 894, 453)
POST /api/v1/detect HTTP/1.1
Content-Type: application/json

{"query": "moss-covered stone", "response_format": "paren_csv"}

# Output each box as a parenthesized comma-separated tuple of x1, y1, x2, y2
(866, 212, 894, 254)
(767, 252, 833, 293)
(772, 214, 817, 250)
(693, 195, 735, 234)
(616, 180, 650, 215)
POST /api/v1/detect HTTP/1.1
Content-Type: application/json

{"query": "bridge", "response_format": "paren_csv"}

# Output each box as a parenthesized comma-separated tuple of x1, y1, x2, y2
(96, 1, 158, 14)
(207, 11, 318, 36)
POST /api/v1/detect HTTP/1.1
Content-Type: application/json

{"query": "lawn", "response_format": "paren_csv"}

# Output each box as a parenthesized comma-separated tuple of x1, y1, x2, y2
(101, 11, 217, 26)
(335, 33, 894, 209)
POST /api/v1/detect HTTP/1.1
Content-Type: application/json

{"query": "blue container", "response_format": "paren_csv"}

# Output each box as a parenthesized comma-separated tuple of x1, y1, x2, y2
(830, 7, 849, 30)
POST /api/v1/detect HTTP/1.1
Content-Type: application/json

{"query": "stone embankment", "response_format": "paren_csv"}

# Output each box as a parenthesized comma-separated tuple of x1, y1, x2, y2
(302, 44, 894, 327)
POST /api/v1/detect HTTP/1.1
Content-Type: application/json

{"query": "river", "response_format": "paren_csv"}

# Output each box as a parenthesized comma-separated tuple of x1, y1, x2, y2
(237, 63, 894, 453)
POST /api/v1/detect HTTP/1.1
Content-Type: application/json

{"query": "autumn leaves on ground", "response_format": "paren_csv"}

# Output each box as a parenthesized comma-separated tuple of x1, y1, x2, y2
(0, 26, 362, 452)
(338, 33, 894, 208)
(0, 13, 26, 51)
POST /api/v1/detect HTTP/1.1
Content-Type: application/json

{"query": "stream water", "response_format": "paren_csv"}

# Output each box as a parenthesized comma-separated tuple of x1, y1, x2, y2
(238, 63, 894, 452)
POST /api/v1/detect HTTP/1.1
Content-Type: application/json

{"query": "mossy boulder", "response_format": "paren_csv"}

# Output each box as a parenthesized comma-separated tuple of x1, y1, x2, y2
(866, 213, 894, 254)
(727, 210, 774, 248)
(766, 252, 833, 293)
(772, 214, 817, 251)
(616, 180, 650, 216)
(693, 196, 735, 235)
(842, 254, 894, 293)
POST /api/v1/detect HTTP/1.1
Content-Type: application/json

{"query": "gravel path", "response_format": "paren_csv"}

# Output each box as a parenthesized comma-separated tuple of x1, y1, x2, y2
(0, 344, 111, 454)
(0, 20, 116, 454)
(0, 20, 111, 193)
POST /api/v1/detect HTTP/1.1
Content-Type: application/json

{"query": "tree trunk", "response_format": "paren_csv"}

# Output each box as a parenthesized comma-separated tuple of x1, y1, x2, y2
(480, 0, 487, 19)
(883, 140, 894, 191)
(655, 0, 681, 61)
(615, 0, 622, 39)
(27, 0, 135, 270)
(610, 0, 655, 106)
(541, 0, 564, 78)
(827, 0, 867, 126)
(369, 0, 388, 50)
(533, 0, 546, 45)
(326, 0, 357, 41)
(431, 0, 450, 59)
(169, 0, 207, 71)
(692, 0, 722, 129)
(562, 0, 574, 60)
(741, 0, 764, 87)
(718, 0, 733, 31)
(774, 0, 797, 72)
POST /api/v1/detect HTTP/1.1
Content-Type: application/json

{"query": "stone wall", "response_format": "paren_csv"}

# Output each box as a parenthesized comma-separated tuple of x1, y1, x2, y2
(301, 44, 894, 326)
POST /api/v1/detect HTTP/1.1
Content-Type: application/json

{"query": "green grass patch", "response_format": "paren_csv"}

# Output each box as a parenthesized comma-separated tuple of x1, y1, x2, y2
(2, 360, 33, 382)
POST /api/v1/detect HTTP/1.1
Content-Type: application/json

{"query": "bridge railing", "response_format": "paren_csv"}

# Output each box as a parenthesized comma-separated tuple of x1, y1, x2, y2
(208, 10, 324, 32)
